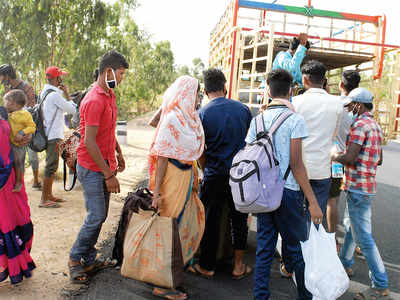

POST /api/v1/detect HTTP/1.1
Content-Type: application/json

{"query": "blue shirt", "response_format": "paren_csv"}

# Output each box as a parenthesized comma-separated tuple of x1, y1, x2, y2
(272, 45, 307, 86)
(245, 106, 308, 191)
(199, 97, 252, 180)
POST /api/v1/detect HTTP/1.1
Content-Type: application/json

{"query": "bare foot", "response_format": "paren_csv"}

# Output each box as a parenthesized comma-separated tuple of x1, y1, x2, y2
(153, 287, 187, 300)
(12, 182, 22, 193)
(232, 263, 252, 278)
(48, 195, 66, 203)
(187, 264, 214, 278)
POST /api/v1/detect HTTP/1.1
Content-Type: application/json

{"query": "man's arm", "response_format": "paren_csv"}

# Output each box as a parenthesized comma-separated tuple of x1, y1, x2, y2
(332, 142, 362, 166)
(290, 138, 323, 224)
(85, 125, 120, 193)
(24, 84, 37, 108)
(115, 140, 125, 172)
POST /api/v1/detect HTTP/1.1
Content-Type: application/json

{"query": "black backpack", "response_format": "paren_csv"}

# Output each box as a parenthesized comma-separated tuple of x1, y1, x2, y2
(28, 89, 56, 152)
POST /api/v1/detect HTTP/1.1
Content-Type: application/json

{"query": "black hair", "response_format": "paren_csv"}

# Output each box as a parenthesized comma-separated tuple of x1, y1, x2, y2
(4, 89, 26, 107)
(0, 107, 8, 120)
(0, 64, 16, 79)
(203, 68, 226, 93)
(93, 68, 99, 81)
(267, 69, 293, 97)
(342, 70, 361, 93)
(289, 37, 310, 51)
(364, 102, 373, 111)
(301, 60, 326, 85)
(98, 50, 129, 74)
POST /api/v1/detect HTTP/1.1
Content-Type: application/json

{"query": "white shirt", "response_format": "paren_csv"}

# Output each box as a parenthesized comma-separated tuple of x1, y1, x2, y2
(335, 96, 353, 153)
(40, 84, 76, 140)
(292, 88, 343, 179)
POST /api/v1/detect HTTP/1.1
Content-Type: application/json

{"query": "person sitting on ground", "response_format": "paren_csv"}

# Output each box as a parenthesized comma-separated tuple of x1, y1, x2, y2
(332, 87, 390, 300)
(39, 66, 77, 208)
(272, 33, 310, 94)
(327, 70, 360, 250)
(0, 63, 41, 190)
(69, 50, 128, 284)
(3, 90, 36, 193)
(0, 106, 36, 285)
(189, 68, 253, 280)
(149, 75, 205, 300)
(248, 69, 323, 300)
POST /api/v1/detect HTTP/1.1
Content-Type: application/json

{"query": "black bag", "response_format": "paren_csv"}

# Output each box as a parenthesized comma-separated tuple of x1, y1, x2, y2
(112, 188, 153, 265)
(28, 89, 56, 152)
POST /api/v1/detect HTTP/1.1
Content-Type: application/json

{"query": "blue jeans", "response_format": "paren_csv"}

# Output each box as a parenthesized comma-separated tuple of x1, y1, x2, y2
(70, 164, 110, 265)
(254, 188, 312, 300)
(340, 191, 389, 289)
(309, 178, 332, 216)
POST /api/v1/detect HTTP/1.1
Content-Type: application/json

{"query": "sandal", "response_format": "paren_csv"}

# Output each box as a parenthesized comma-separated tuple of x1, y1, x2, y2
(50, 197, 66, 203)
(83, 258, 117, 276)
(69, 263, 89, 284)
(38, 201, 61, 208)
(32, 182, 42, 190)
(152, 288, 187, 300)
(232, 264, 253, 280)
(187, 264, 214, 279)
(354, 288, 390, 300)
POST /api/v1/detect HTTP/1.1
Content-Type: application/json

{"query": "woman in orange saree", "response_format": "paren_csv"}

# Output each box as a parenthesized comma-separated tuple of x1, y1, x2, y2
(148, 76, 205, 300)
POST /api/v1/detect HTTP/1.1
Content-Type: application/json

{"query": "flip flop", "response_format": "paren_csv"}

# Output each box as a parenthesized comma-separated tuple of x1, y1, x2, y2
(83, 258, 117, 276)
(232, 264, 253, 280)
(38, 201, 61, 208)
(68, 263, 89, 284)
(354, 287, 390, 300)
(50, 197, 67, 203)
(187, 264, 214, 279)
(152, 288, 188, 300)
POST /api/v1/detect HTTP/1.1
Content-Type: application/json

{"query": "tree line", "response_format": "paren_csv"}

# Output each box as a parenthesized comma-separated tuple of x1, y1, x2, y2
(0, 0, 205, 120)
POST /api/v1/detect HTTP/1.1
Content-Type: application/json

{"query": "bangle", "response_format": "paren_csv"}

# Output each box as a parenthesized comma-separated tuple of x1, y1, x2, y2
(105, 174, 115, 181)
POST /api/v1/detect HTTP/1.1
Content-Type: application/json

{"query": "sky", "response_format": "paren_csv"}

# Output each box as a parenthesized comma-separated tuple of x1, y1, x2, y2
(131, 0, 400, 67)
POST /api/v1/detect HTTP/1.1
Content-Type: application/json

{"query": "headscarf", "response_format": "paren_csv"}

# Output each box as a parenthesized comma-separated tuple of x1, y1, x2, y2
(149, 76, 205, 174)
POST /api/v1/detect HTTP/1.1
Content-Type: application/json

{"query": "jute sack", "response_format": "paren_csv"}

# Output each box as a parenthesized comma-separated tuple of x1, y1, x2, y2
(121, 210, 184, 289)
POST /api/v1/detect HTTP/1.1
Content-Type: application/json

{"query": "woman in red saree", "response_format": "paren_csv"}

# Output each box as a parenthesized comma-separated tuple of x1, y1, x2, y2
(0, 107, 35, 284)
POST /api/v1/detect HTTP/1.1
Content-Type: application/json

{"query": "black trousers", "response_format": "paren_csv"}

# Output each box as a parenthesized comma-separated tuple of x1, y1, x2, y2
(199, 175, 249, 271)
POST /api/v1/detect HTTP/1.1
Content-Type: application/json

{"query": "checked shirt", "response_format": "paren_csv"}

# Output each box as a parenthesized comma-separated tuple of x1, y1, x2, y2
(344, 112, 383, 195)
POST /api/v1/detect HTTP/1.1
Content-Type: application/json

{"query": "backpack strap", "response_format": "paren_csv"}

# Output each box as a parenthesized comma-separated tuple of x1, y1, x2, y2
(255, 113, 266, 135)
(38, 89, 55, 106)
(269, 110, 294, 136)
(269, 110, 294, 181)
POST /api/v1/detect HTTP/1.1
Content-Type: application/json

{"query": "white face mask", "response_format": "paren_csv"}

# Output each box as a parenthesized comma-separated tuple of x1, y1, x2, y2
(105, 69, 117, 89)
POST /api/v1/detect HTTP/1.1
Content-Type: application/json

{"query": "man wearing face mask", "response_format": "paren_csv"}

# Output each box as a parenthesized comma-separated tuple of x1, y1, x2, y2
(69, 50, 128, 283)
(332, 87, 389, 299)
(39, 66, 77, 208)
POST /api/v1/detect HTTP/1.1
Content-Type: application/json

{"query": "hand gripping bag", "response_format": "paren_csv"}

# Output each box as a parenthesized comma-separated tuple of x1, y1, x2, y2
(301, 225, 349, 300)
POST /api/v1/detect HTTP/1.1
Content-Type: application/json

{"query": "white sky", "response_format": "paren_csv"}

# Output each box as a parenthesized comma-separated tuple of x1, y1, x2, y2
(131, 0, 400, 67)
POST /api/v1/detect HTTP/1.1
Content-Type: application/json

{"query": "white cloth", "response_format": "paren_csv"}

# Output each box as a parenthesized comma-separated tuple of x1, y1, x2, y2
(40, 84, 76, 140)
(335, 96, 353, 153)
(149, 76, 205, 172)
(292, 88, 343, 179)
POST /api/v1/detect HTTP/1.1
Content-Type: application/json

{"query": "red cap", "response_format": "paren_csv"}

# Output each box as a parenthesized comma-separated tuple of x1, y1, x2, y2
(45, 66, 68, 78)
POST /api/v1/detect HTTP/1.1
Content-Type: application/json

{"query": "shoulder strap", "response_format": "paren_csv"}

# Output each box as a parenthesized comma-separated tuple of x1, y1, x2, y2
(255, 113, 266, 135)
(39, 89, 55, 106)
(269, 110, 294, 136)
(63, 160, 77, 191)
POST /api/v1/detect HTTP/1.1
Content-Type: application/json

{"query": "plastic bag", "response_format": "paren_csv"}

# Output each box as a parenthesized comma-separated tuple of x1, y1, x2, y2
(301, 224, 349, 300)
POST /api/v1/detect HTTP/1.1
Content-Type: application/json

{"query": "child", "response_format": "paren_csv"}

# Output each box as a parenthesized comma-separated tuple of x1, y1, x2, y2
(3, 90, 36, 192)
(0, 105, 36, 284)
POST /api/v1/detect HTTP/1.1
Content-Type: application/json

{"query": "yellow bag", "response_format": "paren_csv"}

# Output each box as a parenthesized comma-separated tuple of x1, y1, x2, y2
(121, 210, 184, 289)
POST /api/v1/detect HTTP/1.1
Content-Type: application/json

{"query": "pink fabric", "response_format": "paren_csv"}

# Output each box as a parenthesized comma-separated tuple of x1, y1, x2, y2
(0, 119, 35, 284)
(272, 98, 296, 112)
(149, 76, 205, 174)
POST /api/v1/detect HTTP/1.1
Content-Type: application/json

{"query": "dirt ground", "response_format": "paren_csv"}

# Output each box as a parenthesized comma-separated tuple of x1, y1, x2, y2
(0, 114, 155, 300)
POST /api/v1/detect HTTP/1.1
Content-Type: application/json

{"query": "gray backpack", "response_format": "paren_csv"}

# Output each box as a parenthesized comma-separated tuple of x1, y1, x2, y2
(229, 110, 293, 213)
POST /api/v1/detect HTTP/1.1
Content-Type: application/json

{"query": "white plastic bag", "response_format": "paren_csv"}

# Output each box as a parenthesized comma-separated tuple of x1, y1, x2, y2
(301, 224, 349, 300)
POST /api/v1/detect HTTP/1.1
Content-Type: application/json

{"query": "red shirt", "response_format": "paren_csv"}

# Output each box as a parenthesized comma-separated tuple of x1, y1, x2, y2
(77, 83, 117, 172)
(343, 112, 383, 194)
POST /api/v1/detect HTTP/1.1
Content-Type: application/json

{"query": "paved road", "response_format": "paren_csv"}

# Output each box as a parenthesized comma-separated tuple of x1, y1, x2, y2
(67, 141, 400, 300)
